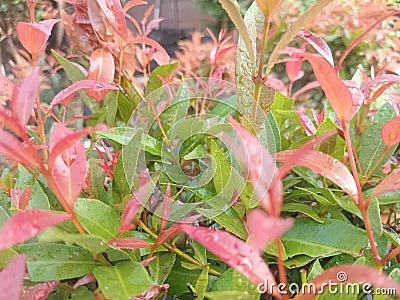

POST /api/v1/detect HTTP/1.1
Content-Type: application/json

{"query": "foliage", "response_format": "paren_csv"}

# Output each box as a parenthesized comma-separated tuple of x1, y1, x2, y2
(1, 0, 400, 299)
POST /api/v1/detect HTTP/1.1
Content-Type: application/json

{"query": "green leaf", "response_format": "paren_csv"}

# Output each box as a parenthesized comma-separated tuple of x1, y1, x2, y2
(148, 252, 176, 284)
(307, 259, 324, 280)
(359, 102, 396, 177)
(88, 158, 106, 200)
(0, 248, 18, 268)
(195, 266, 209, 300)
(281, 202, 323, 223)
(94, 261, 153, 300)
(183, 145, 208, 160)
(19, 243, 98, 281)
(69, 286, 94, 300)
(271, 93, 295, 128)
(96, 127, 135, 145)
(74, 198, 121, 240)
(266, 0, 335, 74)
(368, 197, 383, 235)
(281, 219, 368, 258)
(51, 49, 98, 112)
(259, 112, 281, 153)
(0, 203, 10, 227)
(38, 226, 108, 255)
(145, 62, 179, 96)
(117, 91, 135, 124)
(192, 240, 207, 265)
(165, 256, 202, 295)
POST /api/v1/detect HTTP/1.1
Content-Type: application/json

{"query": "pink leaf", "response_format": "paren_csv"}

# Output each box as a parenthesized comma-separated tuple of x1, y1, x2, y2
(49, 80, 117, 109)
(0, 254, 26, 300)
(22, 280, 59, 300)
(296, 111, 316, 136)
(123, 0, 148, 13)
(180, 225, 279, 297)
(343, 80, 363, 121)
(109, 238, 151, 249)
(298, 30, 334, 67)
(10, 186, 31, 210)
(145, 18, 164, 36)
(276, 149, 358, 203)
(86, 49, 115, 102)
(73, 274, 96, 289)
(311, 108, 324, 126)
(95, 0, 128, 39)
(294, 265, 400, 300)
(15, 67, 39, 127)
(128, 37, 170, 63)
(151, 225, 181, 251)
(0, 210, 70, 250)
(292, 80, 320, 99)
(370, 168, 400, 199)
(0, 130, 43, 171)
(302, 53, 353, 122)
(160, 183, 171, 231)
(120, 192, 144, 233)
(286, 52, 303, 83)
(226, 117, 278, 215)
(132, 284, 170, 300)
(16, 19, 59, 56)
(0, 74, 15, 99)
(247, 210, 293, 251)
(49, 124, 88, 207)
(382, 116, 400, 147)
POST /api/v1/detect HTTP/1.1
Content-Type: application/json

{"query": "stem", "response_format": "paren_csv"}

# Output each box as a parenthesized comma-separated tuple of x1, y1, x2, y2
(382, 245, 400, 265)
(276, 238, 289, 300)
(360, 206, 381, 262)
(363, 146, 389, 186)
(35, 84, 49, 162)
(137, 220, 221, 276)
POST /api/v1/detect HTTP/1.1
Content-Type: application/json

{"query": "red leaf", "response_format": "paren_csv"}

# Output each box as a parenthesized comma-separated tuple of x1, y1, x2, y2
(86, 49, 115, 101)
(160, 183, 171, 231)
(247, 210, 293, 251)
(73, 274, 96, 289)
(132, 284, 170, 300)
(180, 225, 278, 296)
(49, 80, 117, 109)
(362, 74, 400, 97)
(294, 265, 400, 300)
(302, 53, 353, 122)
(311, 108, 324, 126)
(286, 52, 303, 83)
(22, 280, 59, 300)
(0, 73, 15, 99)
(0, 130, 43, 171)
(226, 117, 278, 215)
(343, 80, 363, 121)
(0, 254, 26, 300)
(296, 111, 316, 136)
(128, 37, 170, 64)
(49, 124, 88, 207)
(10, 186, 31, 210)
(0, 108, 27, 139)
(109, 237, 151, 249)
(16, 19, 59, 56)
(120, 191, 144, 233)
(298, 30, 334, 67)
(123, 0, 148, 13)
(370, 168, 400, 200)
(15, 67, 39, 127)
(382, 116, 400, 147)
(151, 225, 181, 251)
(95, 0, 128, 39)
(276, 149, 359, 203)
(0, 210, 70, 250)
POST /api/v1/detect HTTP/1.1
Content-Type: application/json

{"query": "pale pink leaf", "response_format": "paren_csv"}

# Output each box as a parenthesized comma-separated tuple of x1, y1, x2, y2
(0, 254, 26, 300)
(276, 149, 358, 203)
(109, 238, 151, 249)
(87, 49, 115, 101)
(311, 108, 324, 126)
(382, 116, 400, 147)
(145, 18, 164, 36)
(247, 210, 293, 251)
(22, 280, 59, 300)
(180, 224, 279, 297)
(49, 124, 88, 207)
(128, 37, 170, 63)
(302, 53, 353, 121)
(0, 74, 15, 99)
(73, 274, 96, 289)
(16, 67, 39, 127)
(0, 210, 70, 250)
(298, 30, 334, 67)
(16, 20, 59, 56)
(296, 111, 316, 135)
(0, 130, 43, 171)
(292, 80, 320, 99)
(286, 52, 303, 83)
(294, 265, 400, 300)
(370, 168, 400, 199)
(123, 0, 148, 13)
(10, 186, 31, 210)
(95, 0, 128, 39)
(49, 80, 117, 109)
(343, 80, 363, 121)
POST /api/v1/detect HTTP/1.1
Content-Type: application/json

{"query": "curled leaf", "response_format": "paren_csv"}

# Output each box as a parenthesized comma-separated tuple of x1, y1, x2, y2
(298, 30, 333, 67)
(0, 210, 70, 251)
(180, 224, 279, 297)
(382, 116, 400, 147)
(0, 254, 26, 300)
(109, 238, 151, 249)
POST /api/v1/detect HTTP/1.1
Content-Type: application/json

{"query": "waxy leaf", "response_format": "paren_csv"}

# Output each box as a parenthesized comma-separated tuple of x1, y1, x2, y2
(370, 168, 400, 200)
(16, 19, 59, 56)
(87, 49, 115, 101)
(0, 254, 26, 300)
(0, 74, 15, 99)
(49, 80, 117, 109)
(296, 110, 316, 136)
(295, 265, 400, 299)
(0, 210, 70, 251)
(302, 53, 353, 121)
(14, 67, 39, 128)
(49, 124, 88, 207)
(276, 150, 358, 203)
(382, 116, 400, 147)
(298, 30, 333, 67)
(10, 186, 31, 210)
(247, 210, 293, 251)
(109, 237, 151, 249)
(180, 224, 279, 297)
(96, 0, 128, 39)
